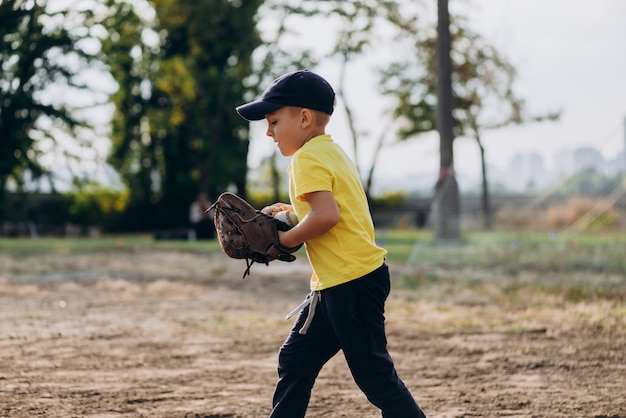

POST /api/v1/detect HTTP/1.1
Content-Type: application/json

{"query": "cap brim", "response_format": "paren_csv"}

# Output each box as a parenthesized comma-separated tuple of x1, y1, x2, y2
(236, 100, 283, 121)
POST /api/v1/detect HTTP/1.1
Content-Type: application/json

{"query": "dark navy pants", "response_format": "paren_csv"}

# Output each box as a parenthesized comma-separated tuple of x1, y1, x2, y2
(269, 264, 426, 418)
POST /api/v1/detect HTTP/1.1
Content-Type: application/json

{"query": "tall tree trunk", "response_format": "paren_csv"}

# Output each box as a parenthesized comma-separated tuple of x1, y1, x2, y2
(364, 120, 392, 200)
(476, 134, 492, 229)
(434, 0, 460, 243)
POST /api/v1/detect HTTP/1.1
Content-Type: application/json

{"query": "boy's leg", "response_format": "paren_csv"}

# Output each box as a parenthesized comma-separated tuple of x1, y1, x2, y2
(269, 301, 340, 418)
(321, 264, 427, 418)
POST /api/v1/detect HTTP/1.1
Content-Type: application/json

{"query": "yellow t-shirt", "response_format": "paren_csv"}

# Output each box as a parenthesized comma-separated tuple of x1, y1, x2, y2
(288, 134, 387, 290)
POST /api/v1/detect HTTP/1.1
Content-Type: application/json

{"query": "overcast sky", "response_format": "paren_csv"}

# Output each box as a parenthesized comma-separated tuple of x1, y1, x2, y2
(249, 0, 626, 188)
(467, 0, 626, 163)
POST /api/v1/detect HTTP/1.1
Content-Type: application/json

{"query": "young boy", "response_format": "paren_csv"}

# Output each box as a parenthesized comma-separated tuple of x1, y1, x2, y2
(236, 70, 427, 418)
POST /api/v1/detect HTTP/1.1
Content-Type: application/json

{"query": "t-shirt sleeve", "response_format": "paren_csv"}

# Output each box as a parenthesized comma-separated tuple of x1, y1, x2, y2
(291, 152, 334, 201)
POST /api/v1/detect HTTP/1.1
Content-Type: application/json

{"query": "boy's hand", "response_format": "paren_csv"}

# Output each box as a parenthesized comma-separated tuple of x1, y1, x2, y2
(278, 191, 339, 248)
(261, 202, 294, 216)
(274, 202, 294, 211)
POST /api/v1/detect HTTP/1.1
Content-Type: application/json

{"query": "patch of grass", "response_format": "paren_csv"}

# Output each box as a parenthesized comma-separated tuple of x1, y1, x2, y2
(4, 229, 623, 266)
(2, 230, 624, 305)
(0, 235, 223, 256)
(380, 229, 626, 274)
(393, 273, 440, 290)
(380, 230, 626, 305)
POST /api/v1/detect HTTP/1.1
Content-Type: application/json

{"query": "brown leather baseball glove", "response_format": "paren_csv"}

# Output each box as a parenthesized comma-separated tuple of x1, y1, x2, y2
(208, 192, 302, 278)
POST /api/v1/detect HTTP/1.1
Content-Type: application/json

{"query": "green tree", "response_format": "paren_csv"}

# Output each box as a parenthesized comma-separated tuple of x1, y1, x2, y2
(380, 13, 558, 230)
(102, 0, 263, 231)
(100, 0, 155, 229)
(0, 0, 100, 210)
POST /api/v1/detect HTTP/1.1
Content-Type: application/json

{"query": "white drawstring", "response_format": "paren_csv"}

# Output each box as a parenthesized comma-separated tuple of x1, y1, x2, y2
(285, 291, 321, 335)
(298, 291, 320, 335)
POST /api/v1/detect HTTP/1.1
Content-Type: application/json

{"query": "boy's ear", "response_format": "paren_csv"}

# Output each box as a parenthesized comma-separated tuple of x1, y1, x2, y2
(300, 108, 313, 128)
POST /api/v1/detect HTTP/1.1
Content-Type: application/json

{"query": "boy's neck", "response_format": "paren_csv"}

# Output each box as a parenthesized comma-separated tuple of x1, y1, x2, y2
(304, 131, 326, 144)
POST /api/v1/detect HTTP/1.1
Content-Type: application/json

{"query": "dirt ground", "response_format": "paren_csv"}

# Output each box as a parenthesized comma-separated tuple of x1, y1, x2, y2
(0, 248, 624, 418)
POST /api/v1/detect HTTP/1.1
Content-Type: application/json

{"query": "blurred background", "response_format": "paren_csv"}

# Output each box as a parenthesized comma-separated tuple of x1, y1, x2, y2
(1, 0, 625, 240)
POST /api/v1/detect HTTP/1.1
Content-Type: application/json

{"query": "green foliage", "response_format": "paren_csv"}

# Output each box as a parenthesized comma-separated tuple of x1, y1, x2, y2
(100, 0, 152, 205)
(101, 0, 263, 231)
(0, 0, 99, 198)
(64, 182, 129, 231)
(370, 191, 406, 208)
(246, 189, 290, 210)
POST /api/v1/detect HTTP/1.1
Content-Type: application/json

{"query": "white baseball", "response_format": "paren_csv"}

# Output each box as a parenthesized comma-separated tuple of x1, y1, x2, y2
(261, 205, 280, 216)
(274, 210, 298, 227)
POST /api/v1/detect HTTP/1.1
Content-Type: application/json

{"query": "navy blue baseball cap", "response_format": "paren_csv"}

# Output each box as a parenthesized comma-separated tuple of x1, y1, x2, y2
(236, 70, 336, 121)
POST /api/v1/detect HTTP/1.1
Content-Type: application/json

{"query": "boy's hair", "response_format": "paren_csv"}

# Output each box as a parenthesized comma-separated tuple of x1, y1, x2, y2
(236, 70, 335, 121)
(311, 109, 331, 127)
(286, 106, 331, 128)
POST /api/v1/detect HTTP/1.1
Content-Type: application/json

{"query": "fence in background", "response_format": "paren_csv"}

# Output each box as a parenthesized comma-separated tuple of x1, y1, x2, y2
(372, 175, 626, 234)
(2, 174, 626, 237)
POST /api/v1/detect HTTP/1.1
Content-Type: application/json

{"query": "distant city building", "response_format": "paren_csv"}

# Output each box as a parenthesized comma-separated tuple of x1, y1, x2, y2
(573, 147, 604, 173)
(492, 142, 624, 193)
(507, 152, 549, 191)
(605, 149, 626, 175)
(476, 118, 626, 193)
(551, 148, 604, 176)
(553, 149, 576, 177)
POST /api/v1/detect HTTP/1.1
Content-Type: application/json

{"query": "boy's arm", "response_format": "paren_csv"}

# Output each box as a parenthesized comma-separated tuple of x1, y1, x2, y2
(278, 190, 339, 249)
